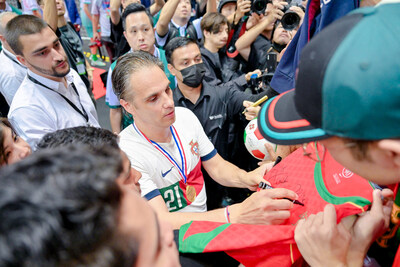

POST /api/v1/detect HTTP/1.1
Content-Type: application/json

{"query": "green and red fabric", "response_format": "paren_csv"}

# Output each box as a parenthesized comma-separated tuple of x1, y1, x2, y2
(179, 142, 376, 266)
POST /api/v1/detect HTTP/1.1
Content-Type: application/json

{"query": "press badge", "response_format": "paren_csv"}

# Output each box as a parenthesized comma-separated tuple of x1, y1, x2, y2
(76, 58, 86, 75)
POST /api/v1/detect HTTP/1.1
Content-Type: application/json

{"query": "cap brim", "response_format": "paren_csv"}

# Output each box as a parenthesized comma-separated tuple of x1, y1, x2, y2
(257, 89, 330, 145)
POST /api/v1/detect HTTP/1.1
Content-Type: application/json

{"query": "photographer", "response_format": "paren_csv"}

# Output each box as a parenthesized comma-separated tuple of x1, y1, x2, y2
(234, 1, 282, 71)
(265, 20, 292, 66)
(235, 0, 304, 72)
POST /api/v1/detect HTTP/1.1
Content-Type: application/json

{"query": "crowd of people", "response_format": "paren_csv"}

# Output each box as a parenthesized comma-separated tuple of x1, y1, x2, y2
(0, 0, 399, 266)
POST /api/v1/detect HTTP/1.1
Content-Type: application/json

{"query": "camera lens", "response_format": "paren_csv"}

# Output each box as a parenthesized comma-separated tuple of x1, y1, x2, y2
(252, 0, 267, 15)
(281, 11, 300, 31)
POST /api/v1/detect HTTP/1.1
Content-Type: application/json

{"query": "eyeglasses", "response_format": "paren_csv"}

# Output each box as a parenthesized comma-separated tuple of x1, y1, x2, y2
(302, 142, 326, 163)
(302, 141, 357, 163)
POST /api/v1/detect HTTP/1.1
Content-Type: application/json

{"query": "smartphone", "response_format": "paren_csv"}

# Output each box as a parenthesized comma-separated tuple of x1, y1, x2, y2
(265, 52, 278, 74)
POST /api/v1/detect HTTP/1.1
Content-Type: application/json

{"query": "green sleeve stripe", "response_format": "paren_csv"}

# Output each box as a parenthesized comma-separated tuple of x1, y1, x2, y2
(314, 162, 371, 207)
(179, 222, 230, 253)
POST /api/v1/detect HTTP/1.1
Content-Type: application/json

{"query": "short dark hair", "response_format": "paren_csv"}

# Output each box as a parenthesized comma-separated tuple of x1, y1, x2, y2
(112, 51, 164, 101)
(165, 37, 197, 65)
(36, 126, 119, 151)
(0, 145, 138, 267)
(201, 12, 229, 34)
(4, 15, 48, 55)
(0, 118, 17, 165)
(122, 3, 153, 31)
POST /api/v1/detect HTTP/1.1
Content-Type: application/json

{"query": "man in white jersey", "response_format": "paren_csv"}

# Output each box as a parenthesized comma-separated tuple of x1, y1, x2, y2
(113, 51, 299, 229)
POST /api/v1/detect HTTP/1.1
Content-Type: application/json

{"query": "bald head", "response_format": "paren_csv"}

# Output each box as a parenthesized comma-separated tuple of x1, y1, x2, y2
(0, 12, 16, 35)
(0, 12, 17, 52)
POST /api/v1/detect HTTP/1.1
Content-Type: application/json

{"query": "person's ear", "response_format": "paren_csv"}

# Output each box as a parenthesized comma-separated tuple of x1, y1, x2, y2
(377, 140, 400, 168)
(167, 63, 177, 77)
(203, 30, 211, 39)
(16, 55, 28, 67)
(120, 98, 136, 118)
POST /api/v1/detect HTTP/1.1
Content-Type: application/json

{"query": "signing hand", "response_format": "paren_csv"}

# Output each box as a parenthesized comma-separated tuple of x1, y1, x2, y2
(245, 161, 273, 191)
(231, 188, 298, 225)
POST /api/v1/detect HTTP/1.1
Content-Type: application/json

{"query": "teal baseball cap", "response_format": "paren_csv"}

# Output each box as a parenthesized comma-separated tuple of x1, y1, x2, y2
(258, 1, 400, 145)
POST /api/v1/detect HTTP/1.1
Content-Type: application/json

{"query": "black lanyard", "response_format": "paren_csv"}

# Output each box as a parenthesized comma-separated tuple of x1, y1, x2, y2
(3, 50, 26, 69)
(27, 75, 89, 123)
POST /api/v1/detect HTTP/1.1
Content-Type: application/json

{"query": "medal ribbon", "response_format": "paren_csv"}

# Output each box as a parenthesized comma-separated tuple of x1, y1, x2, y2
(133, 123, 188, 184)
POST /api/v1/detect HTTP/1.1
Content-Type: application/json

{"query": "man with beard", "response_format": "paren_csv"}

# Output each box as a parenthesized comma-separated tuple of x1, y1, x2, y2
(5, 15, 99, 149)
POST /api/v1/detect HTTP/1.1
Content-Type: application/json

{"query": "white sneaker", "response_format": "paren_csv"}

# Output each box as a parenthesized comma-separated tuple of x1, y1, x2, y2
(90, 59, 106, 67)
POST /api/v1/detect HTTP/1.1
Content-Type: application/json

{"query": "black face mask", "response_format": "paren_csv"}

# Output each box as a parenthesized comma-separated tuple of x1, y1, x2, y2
(180, 63, 206, 87)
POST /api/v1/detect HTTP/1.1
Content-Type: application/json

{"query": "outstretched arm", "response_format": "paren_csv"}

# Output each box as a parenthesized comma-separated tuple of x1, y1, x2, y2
(149, 188, 297, 229)
(43, 0, 58, 31)
(202, 152, 268, 190)
(156, 0, 179, 37)
(110, 0, 121, 25)
(205, 0, 216, 14)
(149, 0, 165, 15)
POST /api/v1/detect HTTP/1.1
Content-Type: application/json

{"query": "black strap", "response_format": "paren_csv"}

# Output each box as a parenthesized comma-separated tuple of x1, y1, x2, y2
(3, 50, 26, 68)
(27, 75, 89, 123)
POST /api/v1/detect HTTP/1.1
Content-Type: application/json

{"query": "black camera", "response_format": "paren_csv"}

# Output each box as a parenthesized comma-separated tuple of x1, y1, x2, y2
(281, 0, 305, 30)
(247, 72, 274, 94)
(247, 52, 277, 93)
(249, 0, 271, 15)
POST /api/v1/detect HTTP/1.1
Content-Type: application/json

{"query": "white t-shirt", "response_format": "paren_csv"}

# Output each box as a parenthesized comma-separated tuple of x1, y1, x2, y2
(8, 69, 100, 149)
(21, 0, 42, 15)
(119, 107, 216, 213)
(91, 0, 111, 37)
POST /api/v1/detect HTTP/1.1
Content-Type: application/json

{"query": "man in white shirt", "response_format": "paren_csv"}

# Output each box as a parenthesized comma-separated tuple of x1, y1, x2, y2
(5, 15, 99, 149)
(0, 12, 27, 106)
(113, 51, 299, 230)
